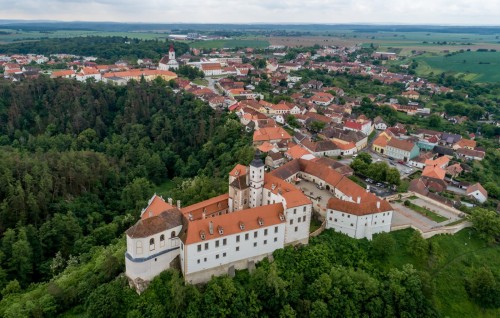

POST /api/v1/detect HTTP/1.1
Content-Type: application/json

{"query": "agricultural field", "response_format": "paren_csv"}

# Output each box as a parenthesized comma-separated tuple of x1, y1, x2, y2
(0, 29, 169, 43)
(187, 38, 270, 49)
(414, 51, 500, 82)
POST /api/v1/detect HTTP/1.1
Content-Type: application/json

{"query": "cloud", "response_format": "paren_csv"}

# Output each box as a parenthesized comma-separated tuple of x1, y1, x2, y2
(0, 0, 498, 25)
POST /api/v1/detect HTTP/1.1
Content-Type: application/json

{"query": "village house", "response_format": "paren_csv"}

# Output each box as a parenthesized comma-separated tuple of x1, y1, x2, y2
(373, 116, 388, 130)
(253, 127, 292, 146)
(385, 138, 420, 162)
(466, 183, 488, 203)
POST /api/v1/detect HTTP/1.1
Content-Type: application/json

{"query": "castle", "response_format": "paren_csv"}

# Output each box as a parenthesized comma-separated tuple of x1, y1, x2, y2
(158, 43, 179, 70)
(125, 155, 392, 290)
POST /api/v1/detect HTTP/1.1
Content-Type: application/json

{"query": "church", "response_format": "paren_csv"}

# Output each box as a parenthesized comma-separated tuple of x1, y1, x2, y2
(125, 154, 392, 291)
(158, 43, 179, 70)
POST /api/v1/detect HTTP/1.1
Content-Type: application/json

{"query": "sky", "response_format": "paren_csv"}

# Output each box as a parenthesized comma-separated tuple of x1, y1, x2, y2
(0, 0, 499, 25)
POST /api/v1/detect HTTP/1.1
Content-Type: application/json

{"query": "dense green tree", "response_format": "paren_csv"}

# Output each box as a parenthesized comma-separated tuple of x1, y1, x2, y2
(468, 207, 500, 243)
(371, 232, 396, 260)
(465, 266, 500, 308)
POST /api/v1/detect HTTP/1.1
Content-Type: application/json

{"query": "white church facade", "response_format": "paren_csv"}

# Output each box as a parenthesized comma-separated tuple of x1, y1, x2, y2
(158, 43, 179, 70)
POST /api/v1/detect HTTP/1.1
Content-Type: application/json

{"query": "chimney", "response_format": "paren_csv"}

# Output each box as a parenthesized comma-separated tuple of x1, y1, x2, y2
(177, 200, 181, 209)
(357, 196, 361, 204)
(209, 221, 214, 235)
(377, 201, 380, 209)
(168, 198, 173, 205)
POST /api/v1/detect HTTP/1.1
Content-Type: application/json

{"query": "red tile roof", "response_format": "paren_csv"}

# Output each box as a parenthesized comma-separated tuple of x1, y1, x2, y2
(327, 197, 392, 216)
(181, 203, 284, 245)
(141, 195, 175, 220)
(181, 193, 230, 220)
(253, 127, 291, 142)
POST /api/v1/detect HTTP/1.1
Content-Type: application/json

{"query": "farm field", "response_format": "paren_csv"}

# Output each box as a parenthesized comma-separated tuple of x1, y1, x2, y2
(414, 51, 500, 82)
(187, 38, 270, 49)
(0, 29, 169, 42)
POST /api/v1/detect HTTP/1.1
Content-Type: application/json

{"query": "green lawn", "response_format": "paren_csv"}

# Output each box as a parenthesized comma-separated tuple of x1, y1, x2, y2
(386, 229, 500, 317)
(415, 51, 500, 82)
(406, 201, 449, 223)
(192, 78, 208, 86)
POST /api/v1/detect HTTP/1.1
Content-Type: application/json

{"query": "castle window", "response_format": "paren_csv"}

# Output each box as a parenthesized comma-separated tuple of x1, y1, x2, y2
(350, 223, 353, 227)
(290, 219, 293, 225)
(245, 233, 249, 240)
(236, 246, 240, 251)
(303, 206, 306, 212)
(254, 242, 257, 247)
(274, 226, 278, 233)
(254, 231, 258, 238)
(204, 242, 209, 250)
(302, 216, 306, 222)
(171, 231, 176, 238)
(223, 238, 227, 246)
(160, 235, 165, 247)
(216, 240, 220, 248)
(136, 241, 143, 255)
(268, 192, 271, 197)
(264, 229, 268, 236)
(149, 238, 155, 251)
(197, 259, 200, 264)
(274, 237, 277, 242)
(236, 235, 240, 242)
(295, 226, 298, 232)
(216, 254, 219, 259)
(223, 252, 226, 257)
(197, 244, 201, 252)
(264, 240, 267, 245)
(294, 209, 297, 214)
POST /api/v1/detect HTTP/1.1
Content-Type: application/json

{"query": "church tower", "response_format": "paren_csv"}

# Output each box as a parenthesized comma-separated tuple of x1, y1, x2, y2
(169, 43, 175, 61)
(249, 151, 264, 208)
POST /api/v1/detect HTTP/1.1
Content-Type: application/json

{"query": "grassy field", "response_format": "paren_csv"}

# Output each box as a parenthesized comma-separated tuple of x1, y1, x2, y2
(414, 51, 500, 82)
(192, 78, 209, 86)
(406, 201, 449, 223)
(0, 29, 169, 42)
(387, 229, 500, 317)
(188, 38, 270, 49)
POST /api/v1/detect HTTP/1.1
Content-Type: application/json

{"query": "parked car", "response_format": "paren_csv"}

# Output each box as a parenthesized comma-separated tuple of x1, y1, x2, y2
(390, 162, 396, 166)
(398, 160, 405, 165)
(365, 178, 373, 183)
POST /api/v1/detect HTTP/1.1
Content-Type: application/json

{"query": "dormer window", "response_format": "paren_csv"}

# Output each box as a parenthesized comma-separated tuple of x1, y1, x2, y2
(200, 231, 206, 240)
(218, 226, 224, 235)
(279, 213, 285, 221)
(239, 222, 245, 230)
(258, 217, 264, 226)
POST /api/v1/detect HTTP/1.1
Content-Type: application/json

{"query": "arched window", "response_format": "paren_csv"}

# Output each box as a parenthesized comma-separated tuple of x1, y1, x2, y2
(160, 234, 165, 247)
(149, 238, 155, 251)
(171, 231, 176, 238)
(136, 241, 143, 255)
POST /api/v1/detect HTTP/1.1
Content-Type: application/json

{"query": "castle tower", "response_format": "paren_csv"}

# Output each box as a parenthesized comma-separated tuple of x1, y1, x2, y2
(249, 151, 264, 208)
(169, 43, 175, 61)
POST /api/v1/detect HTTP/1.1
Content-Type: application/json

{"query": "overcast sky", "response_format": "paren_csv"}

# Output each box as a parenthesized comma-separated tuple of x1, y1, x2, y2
(1, 0, 499, 25)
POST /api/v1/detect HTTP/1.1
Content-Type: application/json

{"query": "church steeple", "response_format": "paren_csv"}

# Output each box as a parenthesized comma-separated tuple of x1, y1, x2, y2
(249, 150, 264, 208)
(169, 43, 175, 60)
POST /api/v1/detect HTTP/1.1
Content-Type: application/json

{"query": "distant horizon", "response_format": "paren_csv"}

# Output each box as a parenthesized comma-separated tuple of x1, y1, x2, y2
(0, 19, 499, 27)
(1, 0, 499, 26)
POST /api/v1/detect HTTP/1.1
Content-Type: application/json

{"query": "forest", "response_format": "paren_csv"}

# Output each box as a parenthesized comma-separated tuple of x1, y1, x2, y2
(0, 36, 189, 63)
